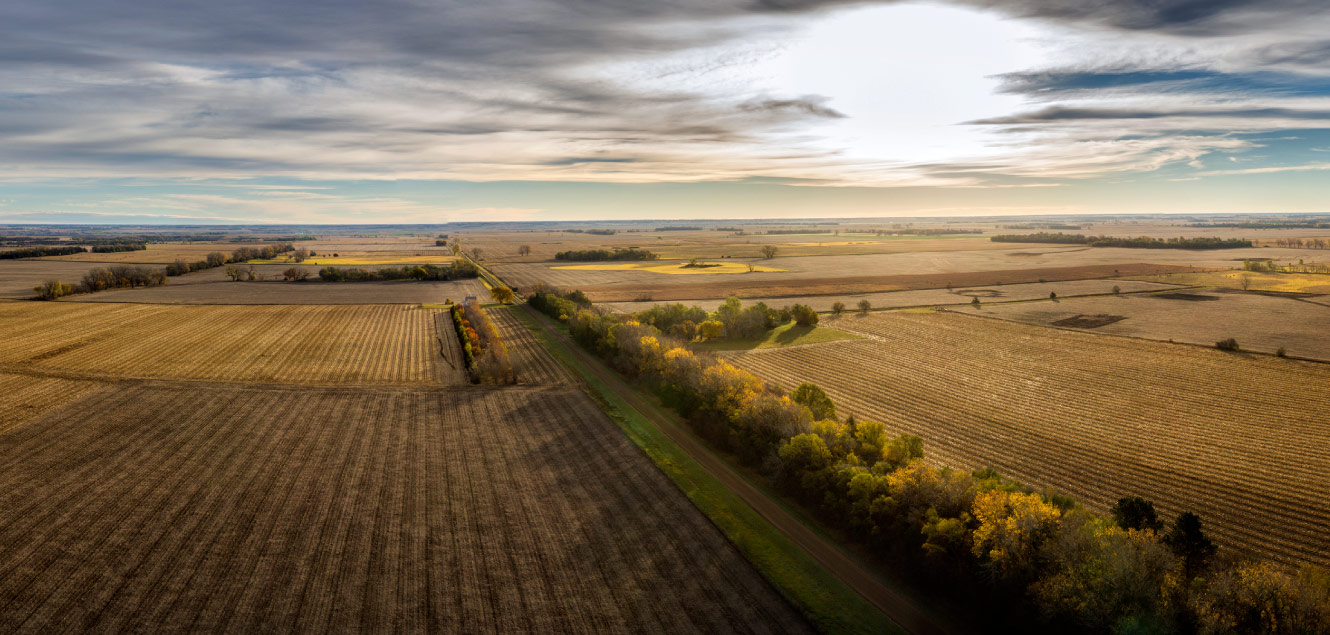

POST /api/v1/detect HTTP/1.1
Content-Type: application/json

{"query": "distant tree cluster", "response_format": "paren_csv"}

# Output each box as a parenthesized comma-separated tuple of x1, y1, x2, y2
(451, 300, 515, 384)
(654, 226, 703, 231)
(553, 248, 657, 261)
(631, 295, 820, 343)
(991, 233, 1253, 249)
(563, 228, 617, 235)
(525, 286, 1330, 632)
(316, 261, 478, 282)
(1000, 223, 1083, 230)
(1265, 237, 1330, 249)
(1189, 220, 1330, 229)
(2, 245, 86, 259)
(765, 229, 832, 235)
(90, 243, 147, 253)
(163, 243, 295, 277)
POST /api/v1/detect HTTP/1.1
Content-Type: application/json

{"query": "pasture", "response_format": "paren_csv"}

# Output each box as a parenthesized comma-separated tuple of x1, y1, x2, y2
(723, 311, 1330, 569)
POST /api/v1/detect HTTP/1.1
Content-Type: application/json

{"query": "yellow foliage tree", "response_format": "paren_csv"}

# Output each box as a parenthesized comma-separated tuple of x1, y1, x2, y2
(971, 490, 1063, 576)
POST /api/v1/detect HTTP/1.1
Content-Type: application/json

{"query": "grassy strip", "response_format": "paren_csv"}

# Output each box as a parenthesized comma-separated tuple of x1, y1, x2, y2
(693, 322, 862, 352)
(510, 307, 900, 635)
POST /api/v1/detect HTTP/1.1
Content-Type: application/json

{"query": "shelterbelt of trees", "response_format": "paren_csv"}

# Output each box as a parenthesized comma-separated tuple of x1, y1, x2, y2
(552, 248, 658, 261)
(451, 300, 515, 384)
(527, 286, 1330, 634)
(36, 243, 295, 300)
(315, 261, 479, 282)
(991, 233, 1253, 249)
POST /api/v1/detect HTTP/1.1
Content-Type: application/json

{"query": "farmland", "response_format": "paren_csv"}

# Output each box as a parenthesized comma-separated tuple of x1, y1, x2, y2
(723, 311, 1330, 569)
(0, 302, 449, 385)
(0, 382, 806, 632)
(70, 278, 488, 305)
(959, 288, 1330, 360)
(0, 296, 813, 633)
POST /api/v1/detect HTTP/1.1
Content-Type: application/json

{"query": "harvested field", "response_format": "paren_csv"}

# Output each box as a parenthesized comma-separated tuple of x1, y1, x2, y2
(960, 289, 1330, 360)
(491, 244, 1318, 302)
(488, 307, 572, 385)
(0, 372, 104, 434)
(602, 279, 1179, 314)
(0, 302, 450, 385)
(0, 260, 105, 298)
(0, 382, 807, 633)
(570, 264, 1201, 302)
(724, 311, 1330, 569)
(69, 278, 488, 305)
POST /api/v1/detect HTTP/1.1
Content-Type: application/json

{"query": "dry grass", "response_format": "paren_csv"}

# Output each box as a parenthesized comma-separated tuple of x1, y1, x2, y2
(69, 278, 488, 305)
(0, 382, 808, 633)
(0, 302, 450, 385)
(724, 311, 1330, 569)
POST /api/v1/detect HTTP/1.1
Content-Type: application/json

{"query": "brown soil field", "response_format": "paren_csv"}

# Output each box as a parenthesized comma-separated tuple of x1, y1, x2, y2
(603, 279, 1180, 314)
(0, 372, 104, 434)
(0, 260, 107, 298)
(490, 244, 1321, 300)
(723, 311, 1330, 569)
(0, 302, 449, 385)
(574, 263, 1203, 302)
(0, 381, 807, 633)
(69, 278, 488, 305)
(958, 288, 1330, 360)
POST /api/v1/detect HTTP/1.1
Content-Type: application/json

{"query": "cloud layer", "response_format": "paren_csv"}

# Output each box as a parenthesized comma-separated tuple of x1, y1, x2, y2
(2, 0, 1330, 220)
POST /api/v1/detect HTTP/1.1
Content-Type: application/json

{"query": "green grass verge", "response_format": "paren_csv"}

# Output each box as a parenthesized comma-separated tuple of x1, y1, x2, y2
(508, 307, 900, 635)
(693, 322, 862, 352)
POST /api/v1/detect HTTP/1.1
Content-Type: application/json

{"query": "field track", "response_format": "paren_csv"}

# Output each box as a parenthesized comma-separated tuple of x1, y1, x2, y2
(724, 311, 1330, 569)
(0, 302, 450, 385)
(0, 382, 809, 633)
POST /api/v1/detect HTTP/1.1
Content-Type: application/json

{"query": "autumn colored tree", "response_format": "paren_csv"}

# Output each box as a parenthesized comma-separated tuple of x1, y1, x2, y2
(490, 286, 515, 303)
(791, 383, 837, 421)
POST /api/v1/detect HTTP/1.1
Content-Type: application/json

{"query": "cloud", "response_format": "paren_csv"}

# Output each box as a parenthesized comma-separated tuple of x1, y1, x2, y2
(969, 106, 1330, 125)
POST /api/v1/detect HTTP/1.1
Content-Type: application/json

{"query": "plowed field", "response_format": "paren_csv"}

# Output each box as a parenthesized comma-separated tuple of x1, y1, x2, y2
(0, 382, 806, 633)
(723, 311, 1330, 569)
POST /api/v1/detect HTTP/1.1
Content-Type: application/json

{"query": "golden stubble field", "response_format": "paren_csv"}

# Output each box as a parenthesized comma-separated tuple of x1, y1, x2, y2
(0, 301, 808, 633)
(723, 311, 1330, 570)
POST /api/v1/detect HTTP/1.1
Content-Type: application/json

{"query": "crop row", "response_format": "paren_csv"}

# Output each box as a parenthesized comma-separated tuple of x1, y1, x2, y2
(725, 312, 1330, 569)
(0, 302, 448, 385)
(0, 372, 107, 434)
(0, 383, 806, 632)
(487, 308, 572, 386)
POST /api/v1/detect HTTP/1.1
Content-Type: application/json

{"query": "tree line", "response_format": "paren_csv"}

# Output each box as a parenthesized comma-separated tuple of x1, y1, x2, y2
(632, 296, 818, 342)
(315, 261, 479, 282)
(991, 233, 1253, 249)
(90, 243, 147, 253)
(553, 248, 658, 261)
(2, 246, 87, 260)
(36, 243, 296, 299)
(526, 285, 1330, 633)
(451, 300, 515, 384)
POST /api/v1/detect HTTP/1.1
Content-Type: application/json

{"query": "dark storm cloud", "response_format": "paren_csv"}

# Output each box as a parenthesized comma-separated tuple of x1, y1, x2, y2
(955, 0, 1330, 34)
(741, 97, 846, 118)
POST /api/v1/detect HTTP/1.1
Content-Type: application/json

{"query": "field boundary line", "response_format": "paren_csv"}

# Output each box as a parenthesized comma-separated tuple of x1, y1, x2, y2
(514, 304, 951, 635)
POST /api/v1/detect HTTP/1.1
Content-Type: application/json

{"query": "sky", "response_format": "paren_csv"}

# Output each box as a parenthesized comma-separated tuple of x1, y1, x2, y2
(2, 0, 1330, 223)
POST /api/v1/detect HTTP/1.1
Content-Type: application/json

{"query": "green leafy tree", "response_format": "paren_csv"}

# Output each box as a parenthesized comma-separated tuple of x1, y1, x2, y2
(1110, 497, 1164, 532)
(792, 383, 837, 421)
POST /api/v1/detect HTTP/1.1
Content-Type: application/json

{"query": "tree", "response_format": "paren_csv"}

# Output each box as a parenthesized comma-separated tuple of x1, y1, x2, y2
(1110, 497, 1164, 532)
(760, 245, 779, 259)
(791, 304, 818, 326)
(1049, 292, 1058, 300)
(225, 265, 244, 281)
(292, 248, 309, 263)
(698, 320, 724, 341)
(971, 296, 980, 306)
(490, 286, 515, 304)
(472, 247, 484, 260)
(518, 245, 532, 257)
(283, 267, 309, 281)
(34, 279, 75, 300)
(792, 383, 837, 421)
(831, 301, 845, 316)
(1165, 511, 1216, 577)
(206, 252, 227, 267)
(857, 299, 871, 313)
(1240, 273, 1253, 290)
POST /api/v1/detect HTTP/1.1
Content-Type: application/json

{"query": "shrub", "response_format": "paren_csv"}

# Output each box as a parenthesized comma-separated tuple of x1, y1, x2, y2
(831, 301, 845, 315)
(857, 299, 871, 313)
(1215, 338, 1240, 351)
(790, 304, 818, 327)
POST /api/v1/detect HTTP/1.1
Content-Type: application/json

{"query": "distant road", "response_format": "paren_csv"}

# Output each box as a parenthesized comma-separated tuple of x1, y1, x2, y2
(520, 304, 949, 635)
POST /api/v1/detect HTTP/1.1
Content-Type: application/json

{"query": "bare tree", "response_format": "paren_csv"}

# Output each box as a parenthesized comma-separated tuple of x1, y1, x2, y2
(760, 245, 779, 259)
